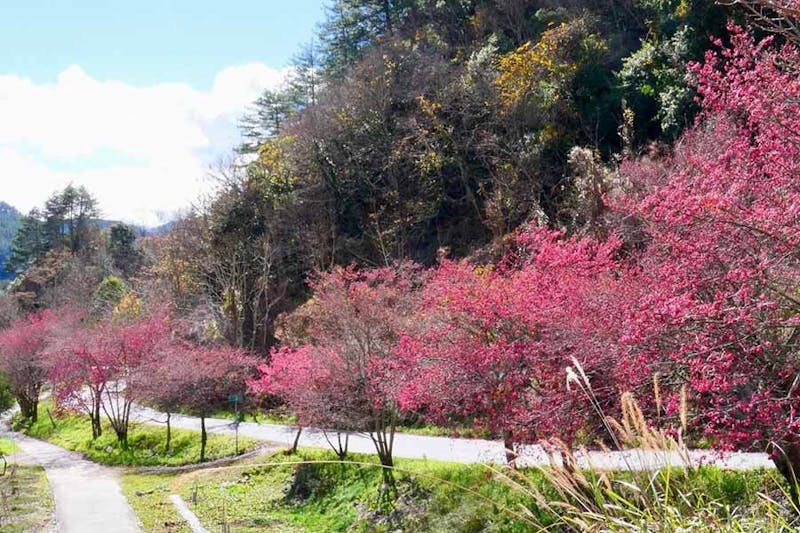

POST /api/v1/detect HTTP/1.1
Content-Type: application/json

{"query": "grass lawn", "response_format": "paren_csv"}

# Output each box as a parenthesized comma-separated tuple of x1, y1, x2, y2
(122, 472, 193, 533)
(122, 449, 538, 533)
(121, 447, 790, 532)
(0, 436, 19, 456)
(16, 400, 259, 467)
(0, 437, 54, 532)
(210, 406, 491, 439)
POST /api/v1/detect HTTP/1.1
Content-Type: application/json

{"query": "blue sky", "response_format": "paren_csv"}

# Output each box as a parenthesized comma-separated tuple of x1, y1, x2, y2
(0, 1, 327, 224)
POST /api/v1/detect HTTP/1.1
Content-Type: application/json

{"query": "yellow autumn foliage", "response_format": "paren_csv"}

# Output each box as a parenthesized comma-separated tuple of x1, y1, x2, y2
(154, 256, 198, 296)
(113, 291, 142, 320)
(253, 135, 297, 199)
(495, 23, 581, 110)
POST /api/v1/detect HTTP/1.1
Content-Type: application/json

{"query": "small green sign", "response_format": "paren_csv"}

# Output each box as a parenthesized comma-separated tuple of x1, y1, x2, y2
(228, 394, 243, 403)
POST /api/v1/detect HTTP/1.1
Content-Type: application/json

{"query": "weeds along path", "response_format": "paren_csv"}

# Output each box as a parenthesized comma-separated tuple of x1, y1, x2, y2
(0, 428, 140, 533)
(130, 405, 775, 470)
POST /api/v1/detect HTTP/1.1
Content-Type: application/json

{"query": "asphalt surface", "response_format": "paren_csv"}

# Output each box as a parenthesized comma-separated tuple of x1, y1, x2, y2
(1, 429, 140, 533)
(130, 405, 776, 471)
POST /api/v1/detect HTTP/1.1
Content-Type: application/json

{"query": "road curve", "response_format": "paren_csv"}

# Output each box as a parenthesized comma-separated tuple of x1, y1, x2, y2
(130, 405, 775, 471)
(1, 429, 141, 533)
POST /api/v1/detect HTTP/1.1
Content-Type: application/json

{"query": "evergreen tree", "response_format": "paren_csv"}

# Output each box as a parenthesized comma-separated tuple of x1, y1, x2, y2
(319, 0, 413, 75)
(107, 223, 142, 277)
(288, 40, 322, 107)
(5, 209, 48, 275)
(42, 185, 100, 254)
(0, 202, 21, 280)
(238, 90, 297, 152)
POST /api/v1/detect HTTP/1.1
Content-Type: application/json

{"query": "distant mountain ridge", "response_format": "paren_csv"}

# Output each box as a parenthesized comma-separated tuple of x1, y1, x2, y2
(99, 219, 175, 236)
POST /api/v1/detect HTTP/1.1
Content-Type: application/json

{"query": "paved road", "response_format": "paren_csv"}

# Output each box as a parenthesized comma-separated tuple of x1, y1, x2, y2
(1, 429, 141, 533)
(131, 405, 776, 471)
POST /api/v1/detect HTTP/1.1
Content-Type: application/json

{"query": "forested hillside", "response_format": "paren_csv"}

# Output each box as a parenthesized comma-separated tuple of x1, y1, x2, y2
(163, 0, 738, 351)
(0, 202, 21, 281)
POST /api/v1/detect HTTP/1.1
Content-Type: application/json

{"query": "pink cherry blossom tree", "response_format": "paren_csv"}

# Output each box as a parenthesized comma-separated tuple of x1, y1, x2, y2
(47, 313, 171, 445)
(393, 228, 625, 460)
(0, 309, 75, 422)
(143, 342, 258, 461)
(250, 263, 423, 471)
(611, 25, 800, 487)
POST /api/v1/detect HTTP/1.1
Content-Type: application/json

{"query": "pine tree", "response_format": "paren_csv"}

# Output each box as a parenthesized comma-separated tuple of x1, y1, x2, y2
(238, 90, 297, 152)
(5, 209, 48, 275)
(42, 185, 100, 254)
(288, 40, 322, 107)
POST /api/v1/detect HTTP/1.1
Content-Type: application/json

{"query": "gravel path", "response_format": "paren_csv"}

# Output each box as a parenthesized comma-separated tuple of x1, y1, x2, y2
(1, 429, 141, 533)
(130, 405, 776, 471)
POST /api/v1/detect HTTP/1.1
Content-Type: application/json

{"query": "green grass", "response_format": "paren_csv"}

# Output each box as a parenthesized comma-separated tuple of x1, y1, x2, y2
(208, 407, 297, 426)
(0, 463, 54, 532)
(121, 447, 788, 533)
(0, 436, 19, 456)
(121, 473, 193, 533)
(17, 400, 258, 467)
(122, 449, 540, 533)
(392, 424, 490, 439)
(209, 406, 490, 439)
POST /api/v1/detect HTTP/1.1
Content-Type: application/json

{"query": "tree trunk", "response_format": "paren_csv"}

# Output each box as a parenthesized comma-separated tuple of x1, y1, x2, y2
(91, 394, 102, 439)
(110, 402, 131, 448)
(371, 410, 397, 489)
(287, 427, 302, 455)
(17, 395, 38, 422)
(165, 412, 171, 453)
(336, 432, 349, 460)
(503, 430, 517, 468)
(114, 426, 128, 449)
(91, 410, 102, 440)
(771, 440, 800, 508)
(200, 416, 207, 462)
(323, 431, 349, 460)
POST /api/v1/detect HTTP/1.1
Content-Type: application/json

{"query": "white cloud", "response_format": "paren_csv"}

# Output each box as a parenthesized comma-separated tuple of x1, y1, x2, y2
(0, 63, 289, 226)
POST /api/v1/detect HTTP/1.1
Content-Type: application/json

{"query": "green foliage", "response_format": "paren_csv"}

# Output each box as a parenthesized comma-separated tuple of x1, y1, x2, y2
(238, 90, 298, 153)
(619, 26, 696, 139)
(319, 0, 415, 77)
(0, 202, 21, 280)
(5, 209, 47, 277)
(288, 40, 322, 107)
(5, 185, 101, 284)
(42, 184, 100, 253)
(93, 275, 126, 311)
(107, 223, 142, 277)
(618, 0, 728, 140)
(0, 436, 19, 456)
(21, 401, 257, 467)
(0, 373, 16, 413)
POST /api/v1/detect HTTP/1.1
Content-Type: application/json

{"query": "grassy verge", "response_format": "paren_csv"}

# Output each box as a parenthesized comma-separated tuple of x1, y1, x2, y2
(210, 407, 490, 439)
(121, 447, 786, 532)
(0, 436, 19, 456)
(0, 439, 54, 532)
(121, 472, 193, 533)
(122, 449, 537, 532)
(17, 400, 258, 467)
